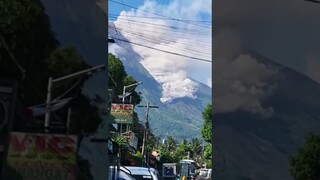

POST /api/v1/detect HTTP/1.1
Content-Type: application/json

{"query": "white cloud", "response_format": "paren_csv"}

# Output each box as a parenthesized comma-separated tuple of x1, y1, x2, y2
(206, 78, 212, 88)
(214, 0, 320, 80)
(111, 0, 212, 103)
(213, 28, 279, 117)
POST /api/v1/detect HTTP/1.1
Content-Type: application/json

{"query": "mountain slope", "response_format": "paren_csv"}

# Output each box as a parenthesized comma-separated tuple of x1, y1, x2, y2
(40, 1, 211, 179)
(214, 50, 320, 180)
(108, 25, 212, 140)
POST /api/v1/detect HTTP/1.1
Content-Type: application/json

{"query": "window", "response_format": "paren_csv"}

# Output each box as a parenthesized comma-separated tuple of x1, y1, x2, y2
(131, 175, 153, 180)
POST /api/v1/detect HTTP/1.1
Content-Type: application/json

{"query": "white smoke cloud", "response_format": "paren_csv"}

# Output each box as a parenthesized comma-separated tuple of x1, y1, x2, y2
(214, 0, 320, 82)
(206, 78, 212, 88)
(111, 0, 212, 103)
(214, 28, 279, 117)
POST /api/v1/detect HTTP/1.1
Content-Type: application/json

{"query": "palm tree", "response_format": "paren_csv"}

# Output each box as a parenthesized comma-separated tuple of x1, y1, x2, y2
(165, 136, 178, 153)
(182, 139, 189, 146)
(189, 138, 203, 161)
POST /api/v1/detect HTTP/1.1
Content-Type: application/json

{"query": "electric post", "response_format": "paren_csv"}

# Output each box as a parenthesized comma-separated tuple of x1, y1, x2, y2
(118, 82, 142, 170)
(138, 102, 158, 167)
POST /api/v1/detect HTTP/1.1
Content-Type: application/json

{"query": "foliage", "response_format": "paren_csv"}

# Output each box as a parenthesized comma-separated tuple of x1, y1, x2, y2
(45, 46, 90, 78)
(113, 135, 129, 148)
(133, 151, 143, 159)
(108, 53, 141, 105)
(290, 132, 320, 180)
(163, 136, 178, 153)
(0, 0, 58, 62)
(158, 150, 178, 163)
(204, 145, 212, 160)
(107, 53, 147, 163)
(157, 136, 207, 167)
(201, 104, 212, 143)
(175, 140, 192, 160)
(204, 144, 212, 168)
(190, 138, 203, 158)
(200, 104, 212, 168)
(0, 0, 100, 178)
(127, 151, 143, 166)
(0, 0, 102, 136)
(0, 0, 59, 105)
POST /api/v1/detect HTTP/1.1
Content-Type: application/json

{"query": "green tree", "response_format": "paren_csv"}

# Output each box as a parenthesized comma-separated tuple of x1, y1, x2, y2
(45, 46, 89, 78)
(108, 53, 141, 105)
(201, 104, 212, 168)
(107, 53, 147, 163)
(0, 1, 99, 179)
(190, 138, 203, 160)
(0, 0, 58, 105)
(290, 132, 320, 180)
(164, 136, 178, 153)
(201, 104, 212, 143)
(175, 139, 192, 160)
(190, 138, 203, 155)
(204, 145, 212, 168)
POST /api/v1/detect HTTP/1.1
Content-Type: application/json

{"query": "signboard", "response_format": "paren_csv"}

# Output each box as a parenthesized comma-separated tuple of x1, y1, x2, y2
(7, 132, 78, 180)
(110, 103, 134, 124)
(162, 163, 177, 177)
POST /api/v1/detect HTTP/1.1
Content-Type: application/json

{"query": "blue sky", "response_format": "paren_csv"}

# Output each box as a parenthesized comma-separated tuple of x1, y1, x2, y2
(109, 0, 171, 16)
(109, 0, 144, 16)
(108, 0, 212, 95)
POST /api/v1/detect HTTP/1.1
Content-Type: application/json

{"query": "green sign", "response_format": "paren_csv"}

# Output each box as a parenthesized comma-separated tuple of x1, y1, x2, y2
(110, 103, 134, 124)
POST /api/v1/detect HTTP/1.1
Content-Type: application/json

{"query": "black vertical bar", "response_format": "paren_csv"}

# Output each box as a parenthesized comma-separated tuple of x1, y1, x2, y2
(0, 79, 18, 179)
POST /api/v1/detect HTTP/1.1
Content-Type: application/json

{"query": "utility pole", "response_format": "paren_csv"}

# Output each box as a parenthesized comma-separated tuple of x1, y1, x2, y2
(121, 81, 142, 134)
(44, 64, 106, 133)
(138, 102, 158, 167)
(113, 82, 142, 171)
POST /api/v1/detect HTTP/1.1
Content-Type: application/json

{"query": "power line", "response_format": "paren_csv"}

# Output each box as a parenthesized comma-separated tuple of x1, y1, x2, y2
(109, 72, 118, 88)
(62, 0, 110, 115)
(108, 26, 211, 57)
(108, 18, 211, 48)
(117, 32, 211, 58)
(120, 0, 133, 34)
(108, 0, 211, 29)
(110, 17, 211, 34)
(1, 35, 69, 126)
(108, 25, 211, 49)
(108, 14, 212, 24)
(0, 36, 26, 80)
(110, 37, 212, 63)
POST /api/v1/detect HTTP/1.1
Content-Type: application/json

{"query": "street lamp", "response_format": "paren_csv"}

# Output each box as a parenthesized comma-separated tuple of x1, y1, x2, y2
(44, 64, 107, 133)
(112, 81, 142, 171)
(121, 81, 142, 103)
